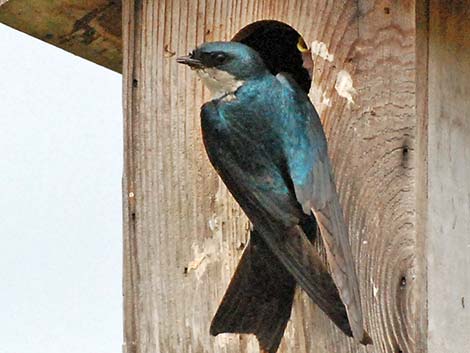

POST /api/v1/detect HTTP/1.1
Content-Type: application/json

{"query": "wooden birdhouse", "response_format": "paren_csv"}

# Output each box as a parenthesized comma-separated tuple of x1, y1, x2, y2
(1, 0, 469, 352)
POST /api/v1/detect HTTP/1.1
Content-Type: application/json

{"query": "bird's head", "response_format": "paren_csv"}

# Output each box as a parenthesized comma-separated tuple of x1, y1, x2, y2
(177, 41, 268, 99)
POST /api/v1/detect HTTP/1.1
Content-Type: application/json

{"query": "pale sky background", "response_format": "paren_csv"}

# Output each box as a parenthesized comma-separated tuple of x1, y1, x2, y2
(0, 24, 123, 353)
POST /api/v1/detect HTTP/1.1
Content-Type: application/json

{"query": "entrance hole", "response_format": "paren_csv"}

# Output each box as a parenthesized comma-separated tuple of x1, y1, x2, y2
(232, 20, 311, 93)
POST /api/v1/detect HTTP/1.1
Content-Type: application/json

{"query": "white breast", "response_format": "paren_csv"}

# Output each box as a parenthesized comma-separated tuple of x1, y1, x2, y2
(196, 68, 245, 100)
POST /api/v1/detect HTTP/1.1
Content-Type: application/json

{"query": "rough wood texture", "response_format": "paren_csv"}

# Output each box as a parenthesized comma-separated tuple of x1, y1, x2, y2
(426, 1, 470, 351)
(123, 1, 424, 352)
(415, 1, 430, 352)
(0, 0, 121, 72)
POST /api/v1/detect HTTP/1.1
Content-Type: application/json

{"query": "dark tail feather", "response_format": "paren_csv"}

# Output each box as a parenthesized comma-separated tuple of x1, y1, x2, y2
(210, 230, 296, 353)
(259, 224, 354, 338)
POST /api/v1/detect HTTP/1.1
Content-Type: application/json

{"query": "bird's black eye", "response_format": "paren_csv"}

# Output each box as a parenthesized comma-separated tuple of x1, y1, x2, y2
(212, 52, 227, 64)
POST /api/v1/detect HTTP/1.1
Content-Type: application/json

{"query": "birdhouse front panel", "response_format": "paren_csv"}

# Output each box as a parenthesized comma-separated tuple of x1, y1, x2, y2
(122, 1, 422, 353)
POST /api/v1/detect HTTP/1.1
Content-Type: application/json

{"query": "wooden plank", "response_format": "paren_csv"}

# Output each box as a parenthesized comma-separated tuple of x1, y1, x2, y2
(415, 0, 430, 352)
(426, 1, 470, 351)
(122, 0, 423, 352)
(311, 2, 422, 352)
(0, 0, 121, 72)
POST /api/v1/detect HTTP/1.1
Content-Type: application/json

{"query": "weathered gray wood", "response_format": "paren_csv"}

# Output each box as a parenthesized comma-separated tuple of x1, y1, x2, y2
(0, 0, 121, 72)
(307, 3, 422, 352)
(426, 1, 470, 351)
(415, 0, 430, 352)
(122, 1, 423, 352)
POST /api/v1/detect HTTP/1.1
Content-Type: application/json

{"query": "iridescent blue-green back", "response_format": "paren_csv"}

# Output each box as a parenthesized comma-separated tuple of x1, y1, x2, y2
(201, 72, 327, 228)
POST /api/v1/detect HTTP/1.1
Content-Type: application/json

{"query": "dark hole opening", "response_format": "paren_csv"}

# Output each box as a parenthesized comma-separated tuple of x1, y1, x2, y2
(232, 20, 312, 94)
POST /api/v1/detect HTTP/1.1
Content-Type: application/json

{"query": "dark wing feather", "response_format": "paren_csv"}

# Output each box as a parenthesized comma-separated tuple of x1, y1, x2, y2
(277, 73, 371, 344)
(296, 155, 371, 344)
(207, 158, 356, 340)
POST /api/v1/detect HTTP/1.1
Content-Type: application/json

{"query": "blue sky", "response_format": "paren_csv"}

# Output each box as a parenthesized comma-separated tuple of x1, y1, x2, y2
(0, 23, 123, 353)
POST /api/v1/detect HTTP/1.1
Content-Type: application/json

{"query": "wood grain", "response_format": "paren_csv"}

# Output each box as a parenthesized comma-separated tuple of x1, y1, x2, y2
(0, 0, 122, 72)
(415, 1, 429, 352)
(426, 1, 470, 351)
(122, 1, 424, 352)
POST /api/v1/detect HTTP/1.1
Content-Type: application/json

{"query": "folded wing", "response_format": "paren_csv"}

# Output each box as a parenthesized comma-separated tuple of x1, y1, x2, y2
(277, 73, 371, 344)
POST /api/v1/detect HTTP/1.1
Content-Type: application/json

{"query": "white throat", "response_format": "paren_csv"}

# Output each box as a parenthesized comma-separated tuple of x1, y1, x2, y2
(196, 68, 245, 100)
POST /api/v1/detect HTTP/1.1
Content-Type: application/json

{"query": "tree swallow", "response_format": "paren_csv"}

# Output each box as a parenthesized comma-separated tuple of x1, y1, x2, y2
(177, 41, 371, 352)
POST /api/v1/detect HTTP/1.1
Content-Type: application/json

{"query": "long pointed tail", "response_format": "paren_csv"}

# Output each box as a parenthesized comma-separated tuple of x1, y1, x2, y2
(210, 230, 296, 353)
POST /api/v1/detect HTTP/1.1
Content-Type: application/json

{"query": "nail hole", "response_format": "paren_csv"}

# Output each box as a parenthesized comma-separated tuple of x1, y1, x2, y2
(132, 79, 138, 88)
(183, 267, 188, 275)
(384, 7, 391, 14)
(400, 276, 407, 288)
(402, 146, 409, 156)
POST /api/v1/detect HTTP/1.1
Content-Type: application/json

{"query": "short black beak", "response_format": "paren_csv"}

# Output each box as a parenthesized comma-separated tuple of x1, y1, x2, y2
(176, 55, 203, 69)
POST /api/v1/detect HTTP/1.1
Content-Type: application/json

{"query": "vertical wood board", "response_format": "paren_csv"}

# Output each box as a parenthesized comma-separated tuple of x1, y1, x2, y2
(426, 1, 470, 351)
(122, 1, 423, 352)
